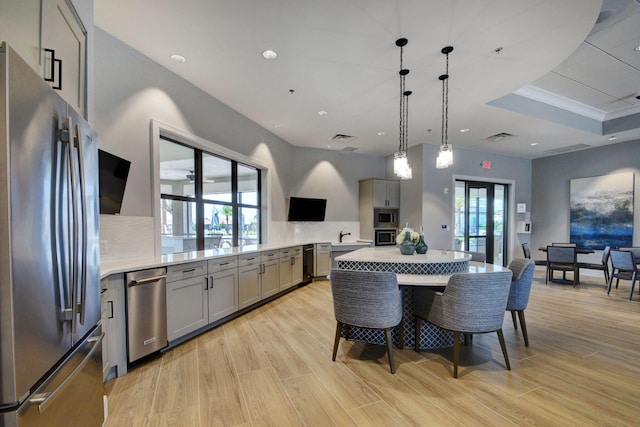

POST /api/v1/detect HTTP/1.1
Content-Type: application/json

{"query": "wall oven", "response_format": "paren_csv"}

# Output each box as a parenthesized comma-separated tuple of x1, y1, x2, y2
(374, 208, 398, 228)
(375, 229, 397, 246)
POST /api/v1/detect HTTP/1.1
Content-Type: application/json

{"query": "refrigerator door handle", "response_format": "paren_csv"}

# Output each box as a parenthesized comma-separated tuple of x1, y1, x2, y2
(28, 332, 104, 414)
(74, 123, 88, 326)
(66, 115, 80, 336)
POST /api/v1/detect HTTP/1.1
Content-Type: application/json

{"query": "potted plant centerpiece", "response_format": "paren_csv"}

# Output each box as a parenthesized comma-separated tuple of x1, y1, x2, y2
(397, 226, 419, 255)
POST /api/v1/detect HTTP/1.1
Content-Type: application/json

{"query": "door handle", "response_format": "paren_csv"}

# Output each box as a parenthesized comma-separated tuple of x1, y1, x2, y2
(30, 332, 104, 413)
(44, 48, 62, 90)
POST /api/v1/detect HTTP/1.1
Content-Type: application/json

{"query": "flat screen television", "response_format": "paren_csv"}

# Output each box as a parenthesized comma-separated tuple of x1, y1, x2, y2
(287, 196, 327, 222)
(98, 149, 131, 214)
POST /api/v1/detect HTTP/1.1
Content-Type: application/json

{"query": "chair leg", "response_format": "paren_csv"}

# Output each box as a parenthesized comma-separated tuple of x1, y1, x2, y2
(629, 273, 637, 301)
(398, 320, 404, 350)
(510, 310, 518, 330)
(332, 322, 342, 361)
(616, 278, 620, 289)
(383, 328, 396, 374)
(453, 331, 460, 378)
(496, 329, 511, 371)
(414, 317, 421, 352)
(607, 275, 614, 295)
(517, 310, 529, 347)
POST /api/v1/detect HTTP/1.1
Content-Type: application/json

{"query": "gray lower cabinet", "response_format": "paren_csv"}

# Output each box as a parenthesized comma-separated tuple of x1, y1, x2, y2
(261, 250, 279, 298)
(101, 273, 127, 380)
(238, 254, 261, 309)
(279, 246, 303, 291)
(315, 243, 331, 277)
(166, 261, 208, 342)
(207, 256, 238, 323)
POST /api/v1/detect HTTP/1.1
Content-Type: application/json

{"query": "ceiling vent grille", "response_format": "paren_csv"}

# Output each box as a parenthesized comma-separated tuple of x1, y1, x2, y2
(341, 146, 358, 152)
(485, 132, 516, 142)
(545, 143, 592, 155)
(330, 134, 357, 144)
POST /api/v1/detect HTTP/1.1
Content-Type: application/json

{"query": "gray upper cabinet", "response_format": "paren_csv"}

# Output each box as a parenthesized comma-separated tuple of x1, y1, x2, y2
(372, 179, 400, 208)
(41, 0, 87, 116)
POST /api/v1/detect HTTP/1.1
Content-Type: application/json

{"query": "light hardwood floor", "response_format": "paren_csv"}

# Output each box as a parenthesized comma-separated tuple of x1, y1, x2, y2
(104, 270, 640, 426)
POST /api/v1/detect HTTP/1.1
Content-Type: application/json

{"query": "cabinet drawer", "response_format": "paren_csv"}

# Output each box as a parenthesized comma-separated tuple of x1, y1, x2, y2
(316, 243, 332, 253)
(291, 246, 302, 256)
(261, 250, 279, 262)
(166, 261, 207, 282)
(279, 248, 292, 258)
(208, 256, 238, 273)
(238, 253, 261, 266)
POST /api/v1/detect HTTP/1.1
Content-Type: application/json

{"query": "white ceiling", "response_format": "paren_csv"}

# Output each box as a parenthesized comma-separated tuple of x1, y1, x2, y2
(94, 0, 640, 159)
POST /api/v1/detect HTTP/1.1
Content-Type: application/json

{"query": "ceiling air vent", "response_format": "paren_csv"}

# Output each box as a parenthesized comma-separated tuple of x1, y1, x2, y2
(485, 132, 516, 142)
(341, 147, 358, 152)
(330, 134, 357, 144)
(545, 143, 592, 155)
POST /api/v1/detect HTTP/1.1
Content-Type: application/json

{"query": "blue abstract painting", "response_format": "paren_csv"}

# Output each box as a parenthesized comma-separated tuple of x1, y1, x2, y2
(570, 172, 634, 250)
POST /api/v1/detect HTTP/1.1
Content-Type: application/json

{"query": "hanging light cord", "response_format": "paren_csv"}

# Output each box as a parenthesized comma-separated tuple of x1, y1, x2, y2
(440, 50, 450, 148)
(399, 43, 406, 153)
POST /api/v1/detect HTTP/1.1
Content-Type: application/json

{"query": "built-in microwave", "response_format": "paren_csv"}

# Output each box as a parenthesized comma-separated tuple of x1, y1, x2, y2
(375, 229, 397, 246)
(374, 208, 398, 228)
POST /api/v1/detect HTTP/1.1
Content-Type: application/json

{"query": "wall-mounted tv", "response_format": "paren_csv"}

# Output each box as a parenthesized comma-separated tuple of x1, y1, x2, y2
(98, 149, 131, 215)
(287, 196, 327, 222)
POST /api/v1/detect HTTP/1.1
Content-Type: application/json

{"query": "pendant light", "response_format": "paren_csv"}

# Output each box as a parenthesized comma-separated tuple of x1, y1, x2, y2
(436, 46, 454, 169)
(394, 38, 412, 180)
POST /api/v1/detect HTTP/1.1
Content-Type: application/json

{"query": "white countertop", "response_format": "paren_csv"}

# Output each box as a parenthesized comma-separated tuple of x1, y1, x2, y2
(334, 246, 471, 263)
(100, 241, 327, 278)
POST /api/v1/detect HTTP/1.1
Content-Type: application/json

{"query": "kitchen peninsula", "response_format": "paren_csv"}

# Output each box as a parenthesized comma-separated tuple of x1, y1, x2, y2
(334, 247, 509, 349)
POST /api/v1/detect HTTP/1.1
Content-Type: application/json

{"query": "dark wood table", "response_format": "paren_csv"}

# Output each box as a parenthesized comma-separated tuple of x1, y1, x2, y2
(538, 247, 595, 254)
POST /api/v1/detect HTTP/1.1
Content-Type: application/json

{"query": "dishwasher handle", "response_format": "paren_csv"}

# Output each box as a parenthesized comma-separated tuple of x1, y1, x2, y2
(128, 275, 167, 287)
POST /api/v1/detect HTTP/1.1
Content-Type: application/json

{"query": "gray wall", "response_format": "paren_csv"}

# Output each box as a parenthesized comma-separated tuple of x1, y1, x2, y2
(531, 140, 640, 256)
(94, 28, 384, 230)
(391, 143, 533, 262)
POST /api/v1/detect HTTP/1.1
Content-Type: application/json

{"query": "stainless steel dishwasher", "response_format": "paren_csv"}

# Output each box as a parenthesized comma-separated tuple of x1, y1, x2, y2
(126, 267, 168, 364)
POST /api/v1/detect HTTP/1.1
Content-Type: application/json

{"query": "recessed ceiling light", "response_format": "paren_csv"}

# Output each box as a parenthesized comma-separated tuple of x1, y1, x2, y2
(377, 131, 386, 136)
(634, 44, 640, 51)
(170, 54, 186, 63)
(608, 135, 617, 141)
(262, 49, 277, 60)
(530, 142, 539, 146)
(460, 128, 469, 133)
(318, 110, 328, 116)
(274, 124, 281, 129)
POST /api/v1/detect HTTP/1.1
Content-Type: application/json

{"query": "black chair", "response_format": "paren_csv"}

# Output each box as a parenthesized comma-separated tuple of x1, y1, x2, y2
(546, 246, 579, 286)
(522, 243, 546, 266)
(577, 246, 610, 286)
(607, 250, 638, 301)
(329, 269, 403, 373)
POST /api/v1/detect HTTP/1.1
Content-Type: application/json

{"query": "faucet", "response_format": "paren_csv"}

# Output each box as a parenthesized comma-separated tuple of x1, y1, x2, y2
(339, 231, 351, 243)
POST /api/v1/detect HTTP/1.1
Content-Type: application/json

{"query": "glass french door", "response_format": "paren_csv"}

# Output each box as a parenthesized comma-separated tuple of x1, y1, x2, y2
(454, 181, 508, 265)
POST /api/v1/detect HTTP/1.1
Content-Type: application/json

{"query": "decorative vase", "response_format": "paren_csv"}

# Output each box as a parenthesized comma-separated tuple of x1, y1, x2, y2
(399, 230, 415, 255)
(415, 233, 428, 254)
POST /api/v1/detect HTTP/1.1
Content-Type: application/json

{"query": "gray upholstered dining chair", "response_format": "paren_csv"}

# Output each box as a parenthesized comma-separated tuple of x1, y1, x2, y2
(546, 245, 579, 286)
(607, 250, 638, 301)
(506, 258, 535, 346)
(465, 251, 486, 262)
(413, 271, 513, 378)
(329, 269, 403, 373)
(578, 246, 610, 286)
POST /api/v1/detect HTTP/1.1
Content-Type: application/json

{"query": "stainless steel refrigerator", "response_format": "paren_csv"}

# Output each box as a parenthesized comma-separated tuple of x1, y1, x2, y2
(0, 43, 104, 426)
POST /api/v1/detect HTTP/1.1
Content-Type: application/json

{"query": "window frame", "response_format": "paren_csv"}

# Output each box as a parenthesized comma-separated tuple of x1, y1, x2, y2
(151, 120, 268, 255)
